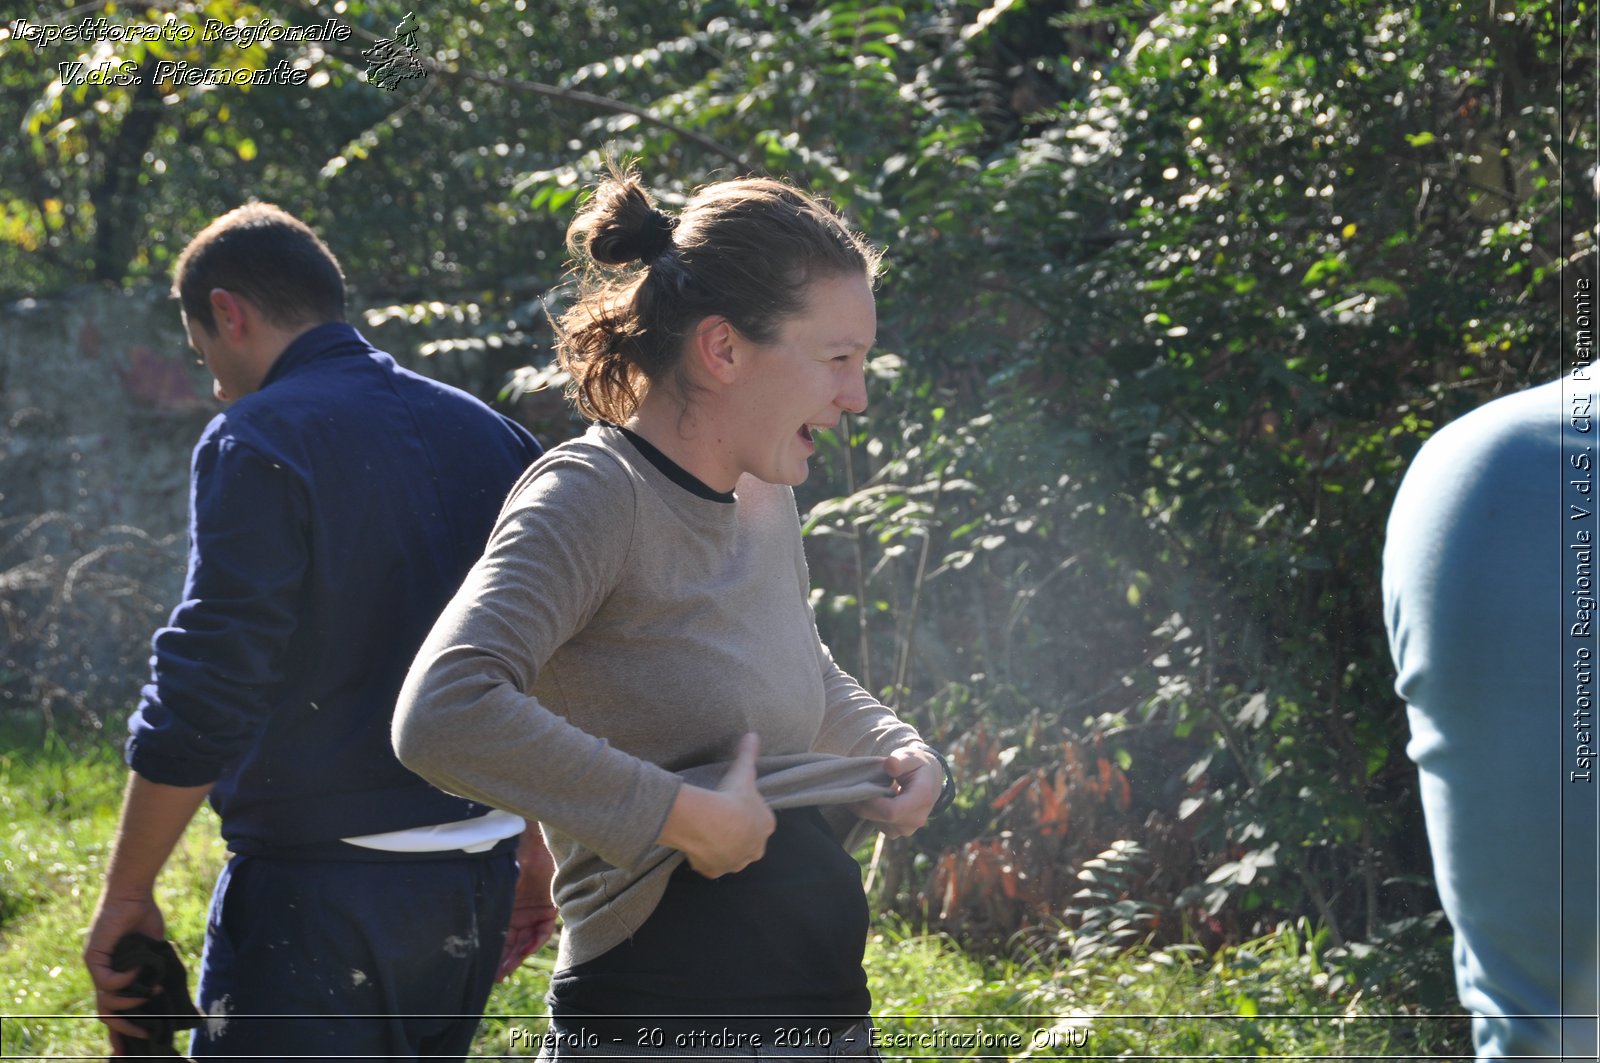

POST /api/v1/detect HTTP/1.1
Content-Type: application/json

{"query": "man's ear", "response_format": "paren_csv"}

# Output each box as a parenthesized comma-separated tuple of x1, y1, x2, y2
(207, 288, 250, 343)
(690, 315, 740, 385)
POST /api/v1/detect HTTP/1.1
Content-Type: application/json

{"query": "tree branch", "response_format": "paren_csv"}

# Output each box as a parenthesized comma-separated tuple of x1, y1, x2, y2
(296, 2, 760, 176)
(435, 67, 760, 177)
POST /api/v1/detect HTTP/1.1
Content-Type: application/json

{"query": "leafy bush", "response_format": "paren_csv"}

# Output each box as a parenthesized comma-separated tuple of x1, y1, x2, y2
(788, 0, 1593, 971)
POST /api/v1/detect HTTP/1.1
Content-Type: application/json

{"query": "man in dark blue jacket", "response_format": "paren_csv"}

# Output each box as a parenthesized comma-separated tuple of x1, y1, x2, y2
(83, 203, 552, 1060)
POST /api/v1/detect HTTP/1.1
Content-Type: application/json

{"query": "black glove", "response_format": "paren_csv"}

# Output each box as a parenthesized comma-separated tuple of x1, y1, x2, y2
(109, 932, 201, 1059)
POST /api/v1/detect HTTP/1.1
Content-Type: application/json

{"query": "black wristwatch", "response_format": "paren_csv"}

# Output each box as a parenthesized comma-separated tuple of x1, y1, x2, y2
(925, 746, 956, 817)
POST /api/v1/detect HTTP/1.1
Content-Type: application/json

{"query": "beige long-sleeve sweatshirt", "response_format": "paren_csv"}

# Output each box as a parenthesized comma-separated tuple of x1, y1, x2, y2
(394, 424, 922, 969)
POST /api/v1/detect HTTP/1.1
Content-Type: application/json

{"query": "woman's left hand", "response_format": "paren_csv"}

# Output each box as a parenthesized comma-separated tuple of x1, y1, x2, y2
(852, 745, 942, 837)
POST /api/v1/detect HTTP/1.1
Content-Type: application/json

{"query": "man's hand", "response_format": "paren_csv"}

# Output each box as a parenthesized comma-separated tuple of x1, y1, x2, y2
(852, 744, 941, 838)
(84, 891, 167, 1054)
(83, 773, 213, 1056)
(496, 831, 558, 982)
(658, 733, 776, 879)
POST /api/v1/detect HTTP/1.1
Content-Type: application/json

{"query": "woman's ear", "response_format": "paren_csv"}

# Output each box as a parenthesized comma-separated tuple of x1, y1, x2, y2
(690, 315, 740, 385)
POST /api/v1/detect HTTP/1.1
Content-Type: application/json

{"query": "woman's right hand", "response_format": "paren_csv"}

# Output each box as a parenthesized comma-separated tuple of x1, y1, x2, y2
(657, 733, 775, 878)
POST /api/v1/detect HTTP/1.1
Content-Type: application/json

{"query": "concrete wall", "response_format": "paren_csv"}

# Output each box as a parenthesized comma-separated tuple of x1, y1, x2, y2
(0, 285, 562, 731)
(4, 285, 208, 538)
(2, 286, 205, 729)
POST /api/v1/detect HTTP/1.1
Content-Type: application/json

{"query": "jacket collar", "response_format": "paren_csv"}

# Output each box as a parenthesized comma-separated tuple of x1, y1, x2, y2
(259, 322, 371, 390)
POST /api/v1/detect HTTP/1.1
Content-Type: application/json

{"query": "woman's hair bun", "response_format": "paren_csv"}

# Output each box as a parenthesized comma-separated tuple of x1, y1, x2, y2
(567, 166, 677, 266)
(634, 209, 677, 262)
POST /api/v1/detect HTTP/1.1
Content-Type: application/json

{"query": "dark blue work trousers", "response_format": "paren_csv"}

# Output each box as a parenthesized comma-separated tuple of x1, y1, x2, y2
(189, 850, 516, 1061)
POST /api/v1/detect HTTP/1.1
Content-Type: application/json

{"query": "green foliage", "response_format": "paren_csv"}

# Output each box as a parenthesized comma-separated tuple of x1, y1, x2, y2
(1063, 840, 1161, 960)
(1, 0, 702, 297)
(787, 0, 1594, 964)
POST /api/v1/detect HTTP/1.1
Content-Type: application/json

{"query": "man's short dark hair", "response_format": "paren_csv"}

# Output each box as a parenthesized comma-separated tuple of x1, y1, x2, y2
(172, 203, 346, 334)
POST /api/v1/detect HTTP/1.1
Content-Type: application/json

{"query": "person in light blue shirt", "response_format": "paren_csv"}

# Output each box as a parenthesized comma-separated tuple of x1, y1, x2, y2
(1384, 368, 1599, 1060)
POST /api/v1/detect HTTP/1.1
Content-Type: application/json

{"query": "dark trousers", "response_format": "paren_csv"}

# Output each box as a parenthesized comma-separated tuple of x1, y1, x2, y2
(190, 850, 515, 1061)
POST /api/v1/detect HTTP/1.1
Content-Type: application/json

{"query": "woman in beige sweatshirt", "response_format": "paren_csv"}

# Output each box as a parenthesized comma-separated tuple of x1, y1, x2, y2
(395, 165, 950, 1060)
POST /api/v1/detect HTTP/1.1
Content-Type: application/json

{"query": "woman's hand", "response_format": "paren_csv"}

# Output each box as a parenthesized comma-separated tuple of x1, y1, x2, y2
(852, 744, 942, 838)
(657, 733, 776, 878)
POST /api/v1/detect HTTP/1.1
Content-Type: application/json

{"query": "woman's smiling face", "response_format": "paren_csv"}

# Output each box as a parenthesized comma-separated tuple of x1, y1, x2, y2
(728, 271, 877, 488)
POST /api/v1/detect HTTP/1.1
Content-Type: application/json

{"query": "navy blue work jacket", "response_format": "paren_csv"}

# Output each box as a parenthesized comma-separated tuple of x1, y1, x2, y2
(126, 323, 542, 856)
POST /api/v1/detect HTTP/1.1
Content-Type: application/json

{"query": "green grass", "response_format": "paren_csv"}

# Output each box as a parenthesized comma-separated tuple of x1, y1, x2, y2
(860, 925, 1469, 1059)
(0, 730, 1468, 1060)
